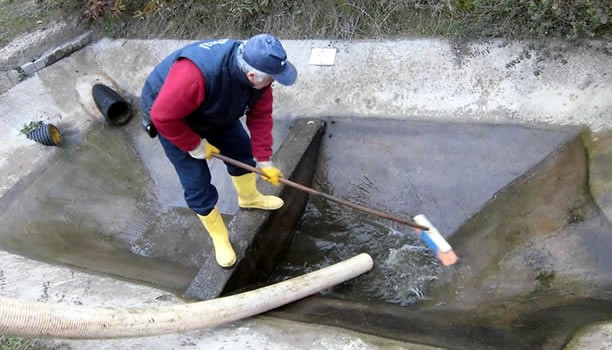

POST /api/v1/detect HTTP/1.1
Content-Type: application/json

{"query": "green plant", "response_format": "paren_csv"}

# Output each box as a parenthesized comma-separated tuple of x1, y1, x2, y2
(84, 0, 107, 20)
(0, 335, 57, 350)
(20, 120, 43, 135)
(448, 0, 610, 40)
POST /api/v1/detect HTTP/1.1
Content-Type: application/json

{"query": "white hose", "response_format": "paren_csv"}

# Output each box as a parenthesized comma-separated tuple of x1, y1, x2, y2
(0, 253, 373, 339)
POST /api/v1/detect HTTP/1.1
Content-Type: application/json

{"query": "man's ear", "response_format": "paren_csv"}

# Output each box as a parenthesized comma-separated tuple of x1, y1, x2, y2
(245, 71, 256, 84)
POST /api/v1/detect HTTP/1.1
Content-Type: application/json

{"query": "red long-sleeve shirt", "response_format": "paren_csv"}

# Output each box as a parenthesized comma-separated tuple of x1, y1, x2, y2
(150, 58, 274, 162)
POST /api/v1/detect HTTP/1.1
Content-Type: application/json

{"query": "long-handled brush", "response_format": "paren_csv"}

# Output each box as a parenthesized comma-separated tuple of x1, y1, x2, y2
(213, 153, 458, 266)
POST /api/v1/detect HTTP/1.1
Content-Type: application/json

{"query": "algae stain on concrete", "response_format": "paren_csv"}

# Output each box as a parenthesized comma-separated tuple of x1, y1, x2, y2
(584, 130, 612, 224)
(427, 133, 612, 321)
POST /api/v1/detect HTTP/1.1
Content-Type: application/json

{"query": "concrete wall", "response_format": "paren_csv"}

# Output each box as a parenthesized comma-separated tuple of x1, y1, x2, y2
(277, 39, 611, 131)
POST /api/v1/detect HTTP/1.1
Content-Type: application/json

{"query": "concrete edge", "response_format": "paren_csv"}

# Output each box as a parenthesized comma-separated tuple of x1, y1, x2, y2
(3, 30, 93, 88)
(184, 119, 326, 300)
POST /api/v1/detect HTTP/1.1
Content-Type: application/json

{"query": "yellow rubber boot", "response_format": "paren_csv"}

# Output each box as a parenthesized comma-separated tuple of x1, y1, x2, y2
(231, 173, 284, 210)
(198, 207, 236, 268)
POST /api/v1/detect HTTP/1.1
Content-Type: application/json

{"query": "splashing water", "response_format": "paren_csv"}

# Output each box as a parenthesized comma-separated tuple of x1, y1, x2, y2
(267, 199, 442, 306)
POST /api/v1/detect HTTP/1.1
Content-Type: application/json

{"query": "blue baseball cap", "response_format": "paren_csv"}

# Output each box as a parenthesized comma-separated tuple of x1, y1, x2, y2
(243, 34, 297, 86)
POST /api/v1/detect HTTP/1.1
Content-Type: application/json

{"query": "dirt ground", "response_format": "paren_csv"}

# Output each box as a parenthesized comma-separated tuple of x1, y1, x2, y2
(0, 0, 51, 48)
(0, 0, 87, 71)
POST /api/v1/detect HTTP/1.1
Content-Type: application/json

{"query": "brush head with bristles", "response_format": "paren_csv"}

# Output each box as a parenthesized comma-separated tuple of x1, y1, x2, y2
(437, 250, 459, 266)
(414, 214, 459, 266)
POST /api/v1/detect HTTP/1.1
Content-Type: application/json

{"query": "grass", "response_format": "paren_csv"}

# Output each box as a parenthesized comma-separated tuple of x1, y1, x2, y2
(0, 336, 61, 350)
(0, 0, 63, 48)
(1, 0, 609, 50)
(91, 0, 610, 41)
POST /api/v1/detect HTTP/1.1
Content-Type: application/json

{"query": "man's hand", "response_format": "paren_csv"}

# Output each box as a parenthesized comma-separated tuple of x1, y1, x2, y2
(188, 139, 220, 160)
(257, 161, 283, 186)
(204, 141, 220, 160)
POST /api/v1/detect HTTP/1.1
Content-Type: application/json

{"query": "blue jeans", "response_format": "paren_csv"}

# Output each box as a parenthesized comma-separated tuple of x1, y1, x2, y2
(158, 121, 256, 216)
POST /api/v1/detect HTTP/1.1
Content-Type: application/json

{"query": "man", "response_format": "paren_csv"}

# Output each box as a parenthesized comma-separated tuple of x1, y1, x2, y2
(140, 34, 297, 268)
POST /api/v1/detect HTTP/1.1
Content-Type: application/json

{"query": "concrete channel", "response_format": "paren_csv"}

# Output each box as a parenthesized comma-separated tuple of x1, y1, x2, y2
(0, 36, 610, 349)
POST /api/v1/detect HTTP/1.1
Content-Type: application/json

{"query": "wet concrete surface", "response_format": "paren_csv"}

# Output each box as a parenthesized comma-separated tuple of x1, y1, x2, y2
(312, 118, 581, 240)
(0, 112, 307, 293)
(262, 120, 612, 349)
(271, 297, 612, 350)
(2, 112, 611, 349)
(265, 118, 582, 303)
(0, 119, 196, 290)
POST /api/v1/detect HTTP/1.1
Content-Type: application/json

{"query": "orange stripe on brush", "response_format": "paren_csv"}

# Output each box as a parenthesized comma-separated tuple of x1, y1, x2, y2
(438, 250, 459, 266)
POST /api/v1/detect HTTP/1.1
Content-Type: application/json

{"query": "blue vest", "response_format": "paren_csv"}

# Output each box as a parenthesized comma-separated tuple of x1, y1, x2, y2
(141, 39, 263, 134)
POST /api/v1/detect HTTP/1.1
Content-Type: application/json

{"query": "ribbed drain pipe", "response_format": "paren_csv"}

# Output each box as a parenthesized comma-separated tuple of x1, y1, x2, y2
(0, 253, 373, 338)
